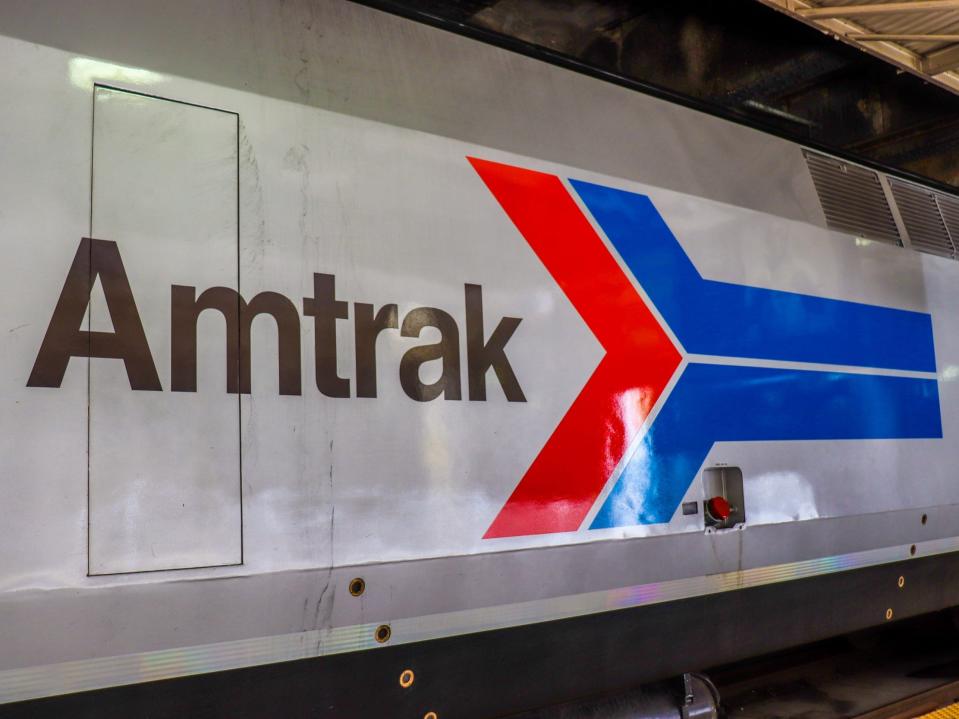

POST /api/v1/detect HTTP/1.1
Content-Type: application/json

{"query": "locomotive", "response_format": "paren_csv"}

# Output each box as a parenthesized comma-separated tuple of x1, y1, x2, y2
(1, 1, 958, 716)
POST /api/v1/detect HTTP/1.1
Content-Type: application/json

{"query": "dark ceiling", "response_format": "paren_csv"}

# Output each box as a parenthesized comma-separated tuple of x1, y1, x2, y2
(365, 0, 959, 190)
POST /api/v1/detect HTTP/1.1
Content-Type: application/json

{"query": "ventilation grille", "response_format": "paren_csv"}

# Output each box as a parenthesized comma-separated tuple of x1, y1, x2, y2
(889, 179, 958, 260)
(939, 194, 959, 258)
(804, 150, 902, 246)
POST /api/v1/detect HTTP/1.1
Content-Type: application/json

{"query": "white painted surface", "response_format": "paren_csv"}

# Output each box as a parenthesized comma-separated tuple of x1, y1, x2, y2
(88, 87, 241, 574)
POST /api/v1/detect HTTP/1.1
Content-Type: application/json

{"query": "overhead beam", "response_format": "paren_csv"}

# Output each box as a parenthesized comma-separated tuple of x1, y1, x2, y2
(850, 34, 959, 42)
(923, 43, 959, 74)
(756, 0, 959, 94)
(800, 1, 959, 19)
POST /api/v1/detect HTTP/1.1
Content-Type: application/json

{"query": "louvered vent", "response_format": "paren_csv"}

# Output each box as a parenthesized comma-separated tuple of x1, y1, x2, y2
(934, 192, 959, 260)
(889, 179, 958, 260)
(803, 150, 902, 245)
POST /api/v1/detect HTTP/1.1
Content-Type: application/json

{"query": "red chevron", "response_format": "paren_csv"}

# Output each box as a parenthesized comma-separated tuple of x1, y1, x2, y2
(469, 158, 681, 537)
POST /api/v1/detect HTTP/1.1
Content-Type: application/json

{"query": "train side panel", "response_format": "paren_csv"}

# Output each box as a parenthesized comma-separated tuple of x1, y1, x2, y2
(0, 1, 956, 707)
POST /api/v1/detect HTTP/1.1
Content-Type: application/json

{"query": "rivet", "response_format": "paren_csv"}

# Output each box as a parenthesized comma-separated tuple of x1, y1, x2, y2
(898, 576, 905, 589)
(374, 624, 391, 643)
(885, 608, 894, 620)
(399, 669, 415, 688)
(910, 544, 917, 556)
(349, 577, 366, 597)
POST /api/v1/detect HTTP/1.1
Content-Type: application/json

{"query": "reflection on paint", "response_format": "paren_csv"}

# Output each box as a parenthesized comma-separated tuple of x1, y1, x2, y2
(854, 237, 873, 247)
(943, 365, 959, 381)
(603, 385, 662, 530)
(591, 364, 941, 529)
(746, 471, 819, 524)
(69, 58, 166, 90)
(606, 433, 653, 530)
(616, 387, 652, 454)
(424, 401, 452, 485)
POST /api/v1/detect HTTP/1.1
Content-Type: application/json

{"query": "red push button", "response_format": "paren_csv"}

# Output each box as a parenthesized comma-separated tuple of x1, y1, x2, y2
(706, 496, 731, 521)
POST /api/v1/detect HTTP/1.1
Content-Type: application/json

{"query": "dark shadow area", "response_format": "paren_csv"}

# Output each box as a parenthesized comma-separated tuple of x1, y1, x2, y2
(713, 611, 959, 718)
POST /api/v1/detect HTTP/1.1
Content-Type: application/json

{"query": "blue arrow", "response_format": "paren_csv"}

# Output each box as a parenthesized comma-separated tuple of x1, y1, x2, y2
(589, 364, 942, 529)
(570, 180, 937, 373)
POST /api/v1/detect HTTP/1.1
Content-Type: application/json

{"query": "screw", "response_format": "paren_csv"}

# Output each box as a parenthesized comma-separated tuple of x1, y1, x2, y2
(349, 578, 366, 597)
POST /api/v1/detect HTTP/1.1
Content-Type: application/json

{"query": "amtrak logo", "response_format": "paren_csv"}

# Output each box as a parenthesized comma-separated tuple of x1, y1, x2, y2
(471, 158, 942, 538)
(27, 245, 526, 403)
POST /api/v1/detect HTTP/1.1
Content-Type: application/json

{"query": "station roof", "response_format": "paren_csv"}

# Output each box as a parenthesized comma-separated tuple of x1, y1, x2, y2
(759, 1, 959, 95)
